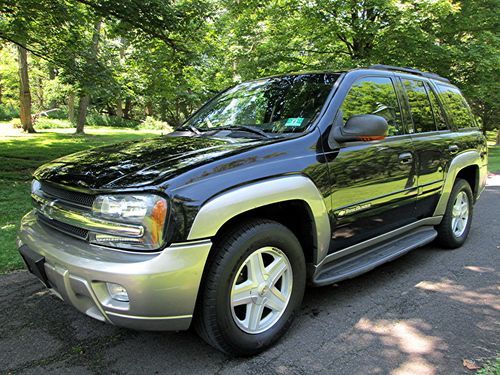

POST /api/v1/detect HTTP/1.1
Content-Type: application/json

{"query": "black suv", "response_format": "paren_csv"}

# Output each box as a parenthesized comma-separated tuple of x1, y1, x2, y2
(18, 65, 488, 355)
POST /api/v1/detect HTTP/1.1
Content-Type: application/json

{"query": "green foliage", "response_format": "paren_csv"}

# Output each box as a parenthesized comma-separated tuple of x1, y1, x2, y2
(45, 107, 68, 119)
(31, 118, 73, 129)
(85, 112, 139, 128)
(0, 0, 498, 132)
(0, 104, 19, 120)
(476, 358, 500, 375)
(139, 116, 173, 132)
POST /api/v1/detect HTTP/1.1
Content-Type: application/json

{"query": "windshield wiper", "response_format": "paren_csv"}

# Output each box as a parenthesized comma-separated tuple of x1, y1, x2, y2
(176, 124, 201, 134)
(212, 125, 271, 138)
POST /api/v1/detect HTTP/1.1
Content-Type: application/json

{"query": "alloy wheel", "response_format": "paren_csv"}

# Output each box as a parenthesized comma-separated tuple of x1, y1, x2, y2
(230, 247, 293, 334)
(451, 191, 469, 237)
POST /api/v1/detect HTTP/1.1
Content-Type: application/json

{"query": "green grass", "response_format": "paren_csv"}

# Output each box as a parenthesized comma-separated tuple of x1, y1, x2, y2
(485, 130, 499, 174)
(488, 146, 500, 174)
(0, 123, 162, 273)
(477, 358, 500, 375)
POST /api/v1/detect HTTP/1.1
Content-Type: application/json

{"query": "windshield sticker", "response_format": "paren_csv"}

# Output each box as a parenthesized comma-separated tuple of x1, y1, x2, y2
(285, 118, 305, 127)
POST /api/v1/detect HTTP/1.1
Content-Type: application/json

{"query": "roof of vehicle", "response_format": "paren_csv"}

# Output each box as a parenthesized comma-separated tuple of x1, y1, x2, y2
(239, 66, 451, 85)
(364, 64, 450, 83)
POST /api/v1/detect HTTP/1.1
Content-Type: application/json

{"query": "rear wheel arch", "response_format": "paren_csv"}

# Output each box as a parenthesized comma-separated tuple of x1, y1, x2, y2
(455, 165, 479, 201)
(434, 150, 481, 216)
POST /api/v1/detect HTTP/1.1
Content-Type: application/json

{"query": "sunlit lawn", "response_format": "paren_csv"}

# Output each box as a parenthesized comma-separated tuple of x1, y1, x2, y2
(488, 146, 500, 173)
(486, 131, 500, 174)
(0, 123, 162, 272)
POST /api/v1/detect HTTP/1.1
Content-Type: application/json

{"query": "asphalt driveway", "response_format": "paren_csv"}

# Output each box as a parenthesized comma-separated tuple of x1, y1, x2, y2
(1, 187, 499, 374)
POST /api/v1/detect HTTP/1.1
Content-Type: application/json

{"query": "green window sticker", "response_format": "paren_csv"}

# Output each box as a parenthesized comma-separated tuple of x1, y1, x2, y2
(285, 117, 305, 127)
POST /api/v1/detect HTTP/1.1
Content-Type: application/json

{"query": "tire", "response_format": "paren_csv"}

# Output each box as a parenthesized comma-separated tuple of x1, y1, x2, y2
(194, 219, 306, 356)
(435, 178, 474, 249)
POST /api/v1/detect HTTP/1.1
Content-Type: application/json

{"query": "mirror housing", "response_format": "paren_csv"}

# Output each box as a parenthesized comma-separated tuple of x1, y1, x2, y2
(332, 114, 388, 143)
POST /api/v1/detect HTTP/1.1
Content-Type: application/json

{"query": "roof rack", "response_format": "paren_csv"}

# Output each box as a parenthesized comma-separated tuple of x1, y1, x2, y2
(368, 64, 450, 83)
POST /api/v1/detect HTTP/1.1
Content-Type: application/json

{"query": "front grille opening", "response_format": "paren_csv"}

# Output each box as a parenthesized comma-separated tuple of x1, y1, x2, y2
(40, 182, 95, 208)
(37, 213, 89, 241)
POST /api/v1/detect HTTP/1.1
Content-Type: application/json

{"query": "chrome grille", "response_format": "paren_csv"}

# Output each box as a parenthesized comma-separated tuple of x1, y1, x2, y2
(40, 182, 95, 208)
(37, 213, 89, 240)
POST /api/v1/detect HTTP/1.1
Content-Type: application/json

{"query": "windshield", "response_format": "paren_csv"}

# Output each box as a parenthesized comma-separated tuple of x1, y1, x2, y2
(185, 73, 339, 134)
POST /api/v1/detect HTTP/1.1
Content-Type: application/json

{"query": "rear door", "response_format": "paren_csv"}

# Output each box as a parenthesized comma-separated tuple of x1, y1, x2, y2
(326, 75, 418, 252)
(398, 77, 455, 218)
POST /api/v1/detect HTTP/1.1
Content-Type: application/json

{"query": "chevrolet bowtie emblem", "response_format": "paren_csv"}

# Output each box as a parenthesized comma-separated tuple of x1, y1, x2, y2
(41, 199, 58, 220)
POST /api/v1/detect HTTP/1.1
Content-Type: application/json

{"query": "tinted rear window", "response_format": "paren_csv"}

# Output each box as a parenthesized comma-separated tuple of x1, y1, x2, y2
(435, 84, 476, 128)
(402, 79, 436, 133)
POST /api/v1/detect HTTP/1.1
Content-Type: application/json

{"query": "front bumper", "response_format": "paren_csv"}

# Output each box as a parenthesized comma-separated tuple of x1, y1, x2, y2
(18, 210, 211, 331)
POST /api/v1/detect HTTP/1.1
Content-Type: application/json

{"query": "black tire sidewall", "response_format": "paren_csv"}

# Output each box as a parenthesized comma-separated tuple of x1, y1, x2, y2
(211, 221, 306, 355)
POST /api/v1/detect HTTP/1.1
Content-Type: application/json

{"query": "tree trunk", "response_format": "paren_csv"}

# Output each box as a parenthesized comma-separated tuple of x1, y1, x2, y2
(68, 93, 75, 123)
(37, 76, 44, 109)
(145, 101, 153, 116)
(17, 46, 35, 133)
(75, 18, 102, 134)
(496, 129, 500, 146)
(75, 94, 90, 134)
(48, 65, 57, 109)
(116, 99, 124, 117)
(123, 98, 132, 119)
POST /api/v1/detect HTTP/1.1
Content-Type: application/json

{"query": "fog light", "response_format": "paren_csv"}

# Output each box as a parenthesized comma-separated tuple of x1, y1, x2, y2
(106, 282, 129, 302)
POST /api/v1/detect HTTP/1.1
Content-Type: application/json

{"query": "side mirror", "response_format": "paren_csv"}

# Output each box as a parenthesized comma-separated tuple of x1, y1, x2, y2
(332, 114, 388, 143)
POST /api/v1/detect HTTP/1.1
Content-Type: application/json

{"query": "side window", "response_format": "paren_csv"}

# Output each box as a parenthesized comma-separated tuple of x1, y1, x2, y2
(402, 79, 436, 133)
(435, 84, 476, 128)
(427, 85, 448, 130)
(340, 77, 404, 136)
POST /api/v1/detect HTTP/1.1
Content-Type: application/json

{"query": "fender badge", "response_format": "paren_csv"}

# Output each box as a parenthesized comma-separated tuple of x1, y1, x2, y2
(337, 203, 372, 217)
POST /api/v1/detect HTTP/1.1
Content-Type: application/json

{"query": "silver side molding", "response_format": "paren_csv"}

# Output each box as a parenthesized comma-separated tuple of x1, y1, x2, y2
(433, 150, 483, 217)
(187, 175, 331, 263)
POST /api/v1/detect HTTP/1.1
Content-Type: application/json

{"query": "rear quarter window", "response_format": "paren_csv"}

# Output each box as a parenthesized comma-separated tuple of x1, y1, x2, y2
(435, 84, 476, 129)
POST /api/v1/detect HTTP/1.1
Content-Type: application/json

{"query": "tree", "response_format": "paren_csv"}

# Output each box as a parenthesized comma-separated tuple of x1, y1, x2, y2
(76, 17, 102, 134)
(17, 45, 34, 132)
(0, 0, 497, 136)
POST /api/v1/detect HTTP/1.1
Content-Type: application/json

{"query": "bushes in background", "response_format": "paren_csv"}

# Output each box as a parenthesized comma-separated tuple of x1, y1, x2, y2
(0, 105, 19, 121)
(139, 116, 174, 132)
(86, 113, 140, 128)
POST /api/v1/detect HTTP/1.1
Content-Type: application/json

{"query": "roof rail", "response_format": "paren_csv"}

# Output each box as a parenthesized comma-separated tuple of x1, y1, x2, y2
(368, 64, 450, 83)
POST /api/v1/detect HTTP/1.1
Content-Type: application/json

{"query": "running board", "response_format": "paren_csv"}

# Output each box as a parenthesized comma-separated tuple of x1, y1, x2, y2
(312, 226, 437, 286)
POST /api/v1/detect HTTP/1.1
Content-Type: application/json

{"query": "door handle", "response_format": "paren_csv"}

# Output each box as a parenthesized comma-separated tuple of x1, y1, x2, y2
(449, 145, 459, 154)
(399, 152, 413, 164)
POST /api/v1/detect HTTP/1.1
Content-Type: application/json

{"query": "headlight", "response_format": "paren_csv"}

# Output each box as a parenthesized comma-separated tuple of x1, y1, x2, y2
(90, 194, 167, 251)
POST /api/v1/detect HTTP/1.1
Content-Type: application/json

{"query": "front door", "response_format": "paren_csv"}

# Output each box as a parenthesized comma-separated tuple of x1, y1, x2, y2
(325, 75, 418, 253)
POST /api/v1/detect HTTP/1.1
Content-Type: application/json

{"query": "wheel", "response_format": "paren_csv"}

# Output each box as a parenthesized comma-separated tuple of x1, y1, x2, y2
(435, 178, 473, 249)
(194, 219, 306, 356)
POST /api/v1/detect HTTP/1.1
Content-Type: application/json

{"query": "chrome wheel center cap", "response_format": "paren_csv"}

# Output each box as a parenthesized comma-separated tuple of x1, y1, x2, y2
(258, 283, 269, 296)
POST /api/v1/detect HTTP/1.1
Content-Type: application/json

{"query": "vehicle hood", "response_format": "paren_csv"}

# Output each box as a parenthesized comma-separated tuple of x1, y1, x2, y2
(34, 135, 270, 190)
